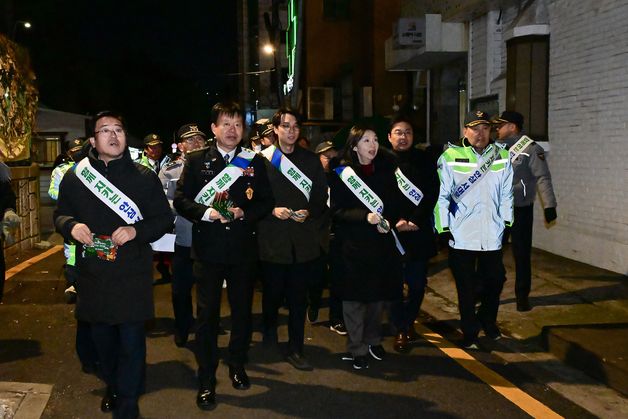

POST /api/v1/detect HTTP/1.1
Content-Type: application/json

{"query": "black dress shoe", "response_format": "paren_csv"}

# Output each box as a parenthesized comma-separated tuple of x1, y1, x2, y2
(196, 385, 216, 411)
(100, 389, 117, 412)
(229, 365, 250, 390)
(516, 297, 531, 312)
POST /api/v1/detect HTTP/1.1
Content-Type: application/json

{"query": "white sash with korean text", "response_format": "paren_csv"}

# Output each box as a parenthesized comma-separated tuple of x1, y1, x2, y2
(334, 165, 405, 255)
(395, 168, 423, 206)
(450, 143, 501, 204)
(194, 148, 256, 206)
(261, 144, 312, 200)
(508, 135, 534, 163)
(75, 158, 175, 251)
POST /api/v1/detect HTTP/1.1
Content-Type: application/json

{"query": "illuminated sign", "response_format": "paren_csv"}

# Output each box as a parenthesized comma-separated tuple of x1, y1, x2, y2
(284, 0, 297, 95)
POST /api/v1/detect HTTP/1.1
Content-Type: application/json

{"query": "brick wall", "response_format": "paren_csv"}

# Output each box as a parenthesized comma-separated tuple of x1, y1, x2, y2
(538, 0, 628, 273)
(467, 0, 628, 273)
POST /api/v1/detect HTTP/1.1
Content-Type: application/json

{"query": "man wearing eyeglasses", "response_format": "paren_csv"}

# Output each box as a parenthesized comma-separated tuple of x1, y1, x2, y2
(54, 111, 174, 419)
(257, 108, 328, 371)
(158, 124, 207, 348)
(387, 116, 439, 353)
(174, 102, 274, 410)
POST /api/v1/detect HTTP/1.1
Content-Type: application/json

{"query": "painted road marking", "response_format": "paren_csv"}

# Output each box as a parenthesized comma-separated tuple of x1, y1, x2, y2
(416, 323, 563, 418)
(5, 245, 63, 280)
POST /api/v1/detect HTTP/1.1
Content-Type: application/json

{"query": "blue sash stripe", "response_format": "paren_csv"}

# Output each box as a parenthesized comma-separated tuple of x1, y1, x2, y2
(231, 155, 251, 169)
(270, 148, 283, 168)
(334, 165, 346, 176)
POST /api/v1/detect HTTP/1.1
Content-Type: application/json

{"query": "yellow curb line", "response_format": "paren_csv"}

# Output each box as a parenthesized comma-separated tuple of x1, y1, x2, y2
(416, 323, 563, 418)
(6, 245, 63, 280)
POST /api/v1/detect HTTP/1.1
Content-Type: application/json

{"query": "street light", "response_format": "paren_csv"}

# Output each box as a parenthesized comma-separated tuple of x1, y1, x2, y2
(262, 44, 274, 55)
(11, 20, 32, 40)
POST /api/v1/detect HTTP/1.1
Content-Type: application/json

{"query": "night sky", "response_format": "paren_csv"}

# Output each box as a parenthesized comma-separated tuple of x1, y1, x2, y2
(9, 0, 239, 145)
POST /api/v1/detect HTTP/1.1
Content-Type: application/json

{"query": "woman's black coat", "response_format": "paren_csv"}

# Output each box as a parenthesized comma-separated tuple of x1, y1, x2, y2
(329, 152, 403, 302)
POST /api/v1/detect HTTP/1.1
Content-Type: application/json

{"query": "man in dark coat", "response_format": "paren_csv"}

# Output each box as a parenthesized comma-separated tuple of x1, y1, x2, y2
(387, 116, 439, 352)
(257, 108, 328, 371)
(174, 102, 274, 410)
(54, 111, 174, 419)
(0, 161, 19, 302)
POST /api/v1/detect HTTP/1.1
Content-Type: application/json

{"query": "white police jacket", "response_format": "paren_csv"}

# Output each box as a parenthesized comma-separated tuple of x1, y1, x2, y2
(434, 139, 514, 251)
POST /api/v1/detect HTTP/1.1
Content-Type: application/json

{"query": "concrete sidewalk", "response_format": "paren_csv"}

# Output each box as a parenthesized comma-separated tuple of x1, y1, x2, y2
(422, 244, 628, 398)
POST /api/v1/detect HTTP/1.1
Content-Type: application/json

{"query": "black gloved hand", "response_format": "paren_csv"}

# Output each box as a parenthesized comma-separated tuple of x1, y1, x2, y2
(440, 231, 454, 244)
(544, 207, 557, 223)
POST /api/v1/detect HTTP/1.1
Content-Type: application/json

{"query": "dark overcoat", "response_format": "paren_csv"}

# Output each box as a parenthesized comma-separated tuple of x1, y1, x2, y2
(257, 146, 328, 264)
(54, 149, 174, 324)
(329, 152, 403, 302)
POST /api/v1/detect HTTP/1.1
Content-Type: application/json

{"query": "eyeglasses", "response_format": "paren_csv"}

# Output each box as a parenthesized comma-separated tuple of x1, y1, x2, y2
(392, 130, 412, 137)
(280, 123, 300, 132)
(95, 127, 125, 136)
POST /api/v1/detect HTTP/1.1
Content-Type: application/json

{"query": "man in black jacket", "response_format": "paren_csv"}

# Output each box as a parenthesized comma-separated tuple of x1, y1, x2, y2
(174, 102, 274, 410)
(387, 116, 439, 352)
(54, 111, 173, 419)
(257, 108, 328, 371)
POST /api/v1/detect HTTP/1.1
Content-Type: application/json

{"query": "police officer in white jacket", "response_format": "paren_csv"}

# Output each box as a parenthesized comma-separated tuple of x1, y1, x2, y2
(434, 111, 514, 349)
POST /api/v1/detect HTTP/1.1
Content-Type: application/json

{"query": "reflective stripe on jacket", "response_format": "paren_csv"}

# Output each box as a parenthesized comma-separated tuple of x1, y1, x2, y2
(434, 140, 514, 251)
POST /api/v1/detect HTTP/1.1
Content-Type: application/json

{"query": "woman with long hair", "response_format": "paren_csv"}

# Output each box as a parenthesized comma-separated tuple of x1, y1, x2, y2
(329, 124, 403, 370)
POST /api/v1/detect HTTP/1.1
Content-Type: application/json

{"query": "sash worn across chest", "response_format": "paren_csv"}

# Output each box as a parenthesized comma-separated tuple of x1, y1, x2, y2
(261, 145, 312, 200)
(75, 157, 175, 251)
(395, 168, 423, 206)
(334, 165, 405, 254)
(451, 144, 501, 205)
(194, 148, 256, 206)
(508, 135, 534, 162)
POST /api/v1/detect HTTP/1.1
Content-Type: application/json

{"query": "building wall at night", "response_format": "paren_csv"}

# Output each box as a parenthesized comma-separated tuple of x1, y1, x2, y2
(302, 0, 407, 121)
(463, 0, 628, 274)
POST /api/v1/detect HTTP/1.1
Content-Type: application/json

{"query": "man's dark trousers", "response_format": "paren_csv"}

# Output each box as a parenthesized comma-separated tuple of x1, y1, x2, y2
(262, 260, 313, 354)
(91, 321, 146, 418)
(510, 204, 534, 301)
(448, 248, 505, 339)
(172, 245, 195, 339)
(194, 261, 254, 384)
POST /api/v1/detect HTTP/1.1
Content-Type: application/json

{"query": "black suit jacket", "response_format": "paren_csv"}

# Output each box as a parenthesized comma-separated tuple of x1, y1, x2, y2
(174, 145, 274, 264)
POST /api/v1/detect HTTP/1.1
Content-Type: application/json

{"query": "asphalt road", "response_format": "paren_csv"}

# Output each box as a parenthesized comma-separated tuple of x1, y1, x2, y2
(0, 248, 596, 418)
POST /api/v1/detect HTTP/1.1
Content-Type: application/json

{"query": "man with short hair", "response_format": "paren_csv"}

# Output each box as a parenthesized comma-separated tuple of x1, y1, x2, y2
(158, 123, 206, 347)
(387, 116, 439, 352)
(174, 102, 274, 410)
(494, 111, 557, 311)
(434, 110, 513, 349)
(54, 111, 174, 418)
(257, 108, 328, 371)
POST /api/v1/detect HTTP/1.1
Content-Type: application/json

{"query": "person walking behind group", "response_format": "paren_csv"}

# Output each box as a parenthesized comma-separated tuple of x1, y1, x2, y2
(493, 111, 557, 312)
(0, 161, 20, 303)
(329, 125, 403, 370)
(257, 108, 328, 371)
(54, 111, 174, 419)
(434, 111, 513, 349)
(158, 124, 206, 348)
(387, 116, 439, 353)
(48, 137, 100, 375)
(309, 140, 346, 336)
(174, 102, 274, 410)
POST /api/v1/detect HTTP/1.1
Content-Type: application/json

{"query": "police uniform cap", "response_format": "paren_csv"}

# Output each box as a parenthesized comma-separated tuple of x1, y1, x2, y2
(65, 137, 85, 153)
(315, 141, 335, 154)
(464, 110, 491, 127)
(492, 111, 524, 129)
(143, 133, 163, 146)
(177, 124, 207, 141)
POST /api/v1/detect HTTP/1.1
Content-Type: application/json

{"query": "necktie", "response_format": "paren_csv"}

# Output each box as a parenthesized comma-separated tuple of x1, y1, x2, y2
(224, 154, 230, 165)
